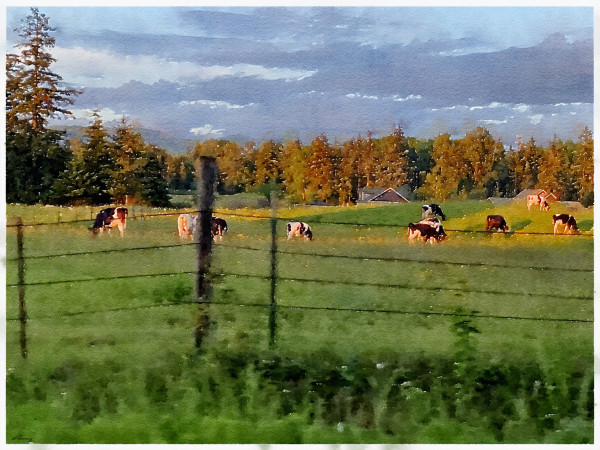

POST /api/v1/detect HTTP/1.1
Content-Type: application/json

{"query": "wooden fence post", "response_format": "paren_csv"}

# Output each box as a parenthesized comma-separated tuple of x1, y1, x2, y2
(268, 190, 278, 348)
(16, 217, 28, 359)
(194, 156, 217, 349)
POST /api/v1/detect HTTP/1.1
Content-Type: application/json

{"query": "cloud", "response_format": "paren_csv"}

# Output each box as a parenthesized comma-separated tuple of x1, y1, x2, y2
(529, 114, 544, 125)
(179, 99, 255, 109)
(51, 46, 317, 88)
(68, 107, 125, 122)
(393, 94, 422, 102)
(189, 124, 225, 137)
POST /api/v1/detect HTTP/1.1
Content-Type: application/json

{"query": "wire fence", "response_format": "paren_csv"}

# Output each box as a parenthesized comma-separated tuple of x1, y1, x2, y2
(6, 179, 595, 358)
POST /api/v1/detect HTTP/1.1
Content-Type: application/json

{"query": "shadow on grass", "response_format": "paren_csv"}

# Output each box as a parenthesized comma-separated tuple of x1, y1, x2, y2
(509, 219, 532, 231)
(578, 220, 593, 231)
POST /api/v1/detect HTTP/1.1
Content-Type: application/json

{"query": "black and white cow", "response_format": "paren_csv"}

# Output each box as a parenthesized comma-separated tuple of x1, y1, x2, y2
(552, 214, 579, 235)
(486, 215, 509, 232)
(407, 222, 447, 244)
(286, 222, 313, 240)
(422, 204, 446, 221)
(212, 217, 228, 240)
(90, 207, 128, 237)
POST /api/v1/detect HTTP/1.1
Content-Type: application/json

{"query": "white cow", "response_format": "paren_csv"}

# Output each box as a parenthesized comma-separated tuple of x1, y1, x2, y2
(177, 214, 196, 239)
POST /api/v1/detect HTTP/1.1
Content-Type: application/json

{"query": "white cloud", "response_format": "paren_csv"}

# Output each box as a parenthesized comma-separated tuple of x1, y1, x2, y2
(189, 124, 225, 137)
(393, 94, 422, 102)
(480, 119, 508, 125)
(51, 46, 317, 88)
(346, 92, 378, 100)
(529, 114, 544, 125)
(513, 104, 530, 113)
(69, 107, 125, 122)
(179, 100, 255, 109)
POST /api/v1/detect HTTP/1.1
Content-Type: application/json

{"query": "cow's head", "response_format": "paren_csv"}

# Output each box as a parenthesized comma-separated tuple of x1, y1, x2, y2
(305, 228, 313, 240)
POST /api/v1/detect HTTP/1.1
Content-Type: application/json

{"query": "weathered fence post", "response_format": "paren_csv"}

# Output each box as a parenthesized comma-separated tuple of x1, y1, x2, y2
(194, 156, 218, 349)
(16, 217, 28, 359)
(268, 190, 278, 348)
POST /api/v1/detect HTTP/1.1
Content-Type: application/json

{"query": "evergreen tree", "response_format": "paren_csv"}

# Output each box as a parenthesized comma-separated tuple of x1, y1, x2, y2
(572, 126, 594, 206)
(376, 125, 409, 188)
(337, 139, 360, 205)
(218, 141, 249, 192)
(422, 133, 463, 201)
(537, 137, 568, 197)
(110, 117, 149, 203)
(511, 136, 543, 192)
(280, 139, 311, 204)
(358, 131, 379, 187)
(459, 127, 502, 195)
(406, 137, 434, 192)
(254, 140, 281, 186)
(307, 133, 335, 202)
(138, 146, 171, 207)
(6, 7, 80, 203)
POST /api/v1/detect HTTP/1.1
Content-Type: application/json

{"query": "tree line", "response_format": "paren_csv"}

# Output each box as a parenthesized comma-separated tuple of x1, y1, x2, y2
(6, 8, 594, 207)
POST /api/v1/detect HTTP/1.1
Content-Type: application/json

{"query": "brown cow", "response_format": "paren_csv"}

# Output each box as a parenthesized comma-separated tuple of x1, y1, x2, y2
(486, 215, 509, 232)
(407, 222, 447, 244)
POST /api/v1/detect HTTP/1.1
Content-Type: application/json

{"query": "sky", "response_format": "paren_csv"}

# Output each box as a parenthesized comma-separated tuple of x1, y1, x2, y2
(4, 3, 595, 151)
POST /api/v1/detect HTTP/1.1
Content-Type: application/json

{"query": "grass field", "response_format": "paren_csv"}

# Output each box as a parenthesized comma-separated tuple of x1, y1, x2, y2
(5, 198, 594, 443)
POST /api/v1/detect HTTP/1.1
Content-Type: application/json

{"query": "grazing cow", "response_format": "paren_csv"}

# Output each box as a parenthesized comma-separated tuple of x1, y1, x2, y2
(527, 194, 550, 211)
(90, 207, 128, 237)
(177, 213, 196, 239)
(419, 217, 442, 229)
(212, 217, 228, 240)
(486, 215, 509, 232)
(286, 222, 313, 240)
(422, 204, 446, 221)
(552, 214, 579, 235)
(407, 222, 447, 244)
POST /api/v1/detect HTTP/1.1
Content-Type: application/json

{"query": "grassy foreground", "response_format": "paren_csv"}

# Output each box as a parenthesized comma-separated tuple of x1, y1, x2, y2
(5, 198, 594, 443)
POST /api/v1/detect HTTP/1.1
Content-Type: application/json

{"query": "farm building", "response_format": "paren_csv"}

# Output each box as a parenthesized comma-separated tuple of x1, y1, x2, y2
(358, 187, 410, 203)
(514, 189, 559, 202)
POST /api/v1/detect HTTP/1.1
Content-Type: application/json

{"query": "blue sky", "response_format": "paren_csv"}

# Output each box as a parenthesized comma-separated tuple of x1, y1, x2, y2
(5, 4, 594, 150)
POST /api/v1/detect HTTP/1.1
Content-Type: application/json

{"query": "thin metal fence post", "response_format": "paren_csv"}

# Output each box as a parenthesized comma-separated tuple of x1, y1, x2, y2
(194, 156, 217, 350)
(268, 190, 278, 348)
(16, 217, 28, 359)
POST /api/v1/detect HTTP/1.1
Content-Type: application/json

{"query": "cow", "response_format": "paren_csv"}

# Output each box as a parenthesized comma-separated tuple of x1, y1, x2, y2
(407, 222, 447, 244)
(212, 217, 228, 240)
(486, 215, 509, 232)
(527, 194, 550, 211)
(552, 214, 579, 235)
(286, 222, 313, 240)
(177, 213, 196, 239)
(90, 207, 128, 237)
(422, 204, 446, 221)
(419, 217, 442, 229)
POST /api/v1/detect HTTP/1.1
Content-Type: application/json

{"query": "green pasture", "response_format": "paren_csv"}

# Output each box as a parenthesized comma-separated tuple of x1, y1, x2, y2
(5, 199, 594, 443)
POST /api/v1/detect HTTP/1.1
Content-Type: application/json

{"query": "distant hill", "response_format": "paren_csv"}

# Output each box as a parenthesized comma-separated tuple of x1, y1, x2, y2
(56, 125, 198, 153)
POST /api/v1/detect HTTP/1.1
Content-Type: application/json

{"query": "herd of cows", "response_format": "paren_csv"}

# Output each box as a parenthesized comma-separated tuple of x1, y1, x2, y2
(89, 197, 583, 243)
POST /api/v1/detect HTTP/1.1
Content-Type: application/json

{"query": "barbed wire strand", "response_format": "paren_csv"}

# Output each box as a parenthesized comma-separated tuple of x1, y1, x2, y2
(5, 298, 592, 324)
(4, 239, 593, 274)
(6, 269, 593, 301)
